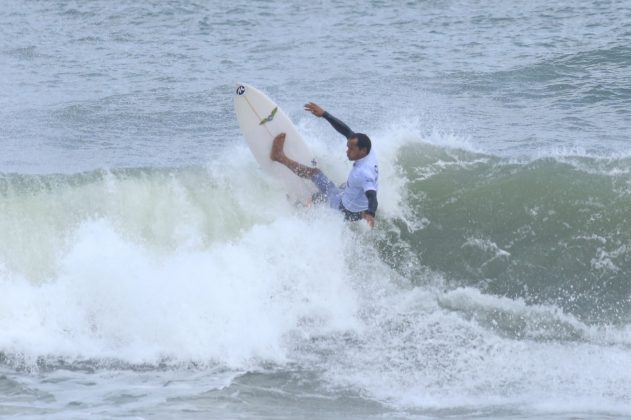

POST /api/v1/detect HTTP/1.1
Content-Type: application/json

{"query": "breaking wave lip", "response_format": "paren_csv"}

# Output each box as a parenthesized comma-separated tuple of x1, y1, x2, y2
(438, 287, 631, 345)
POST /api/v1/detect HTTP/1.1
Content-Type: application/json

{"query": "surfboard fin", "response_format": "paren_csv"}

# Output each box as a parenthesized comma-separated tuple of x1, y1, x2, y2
(259, 107, 278, 125)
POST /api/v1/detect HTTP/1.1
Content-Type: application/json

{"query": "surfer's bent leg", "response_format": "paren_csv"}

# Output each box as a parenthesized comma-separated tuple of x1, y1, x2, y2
(271, 133, 319, 178)
(311, 172, 341, 207)
(271, 133, 341, 208)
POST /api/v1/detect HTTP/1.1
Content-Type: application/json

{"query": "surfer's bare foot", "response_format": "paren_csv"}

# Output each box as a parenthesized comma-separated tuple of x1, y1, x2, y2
(271, 133, 287, 162)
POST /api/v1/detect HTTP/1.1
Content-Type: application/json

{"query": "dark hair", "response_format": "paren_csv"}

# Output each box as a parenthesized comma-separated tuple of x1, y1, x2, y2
(351, 133, 372, 154)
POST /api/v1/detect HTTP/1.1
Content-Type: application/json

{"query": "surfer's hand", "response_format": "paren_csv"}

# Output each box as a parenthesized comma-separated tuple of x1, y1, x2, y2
(304, 102, 325, 117)
(363, 213, 375, 228)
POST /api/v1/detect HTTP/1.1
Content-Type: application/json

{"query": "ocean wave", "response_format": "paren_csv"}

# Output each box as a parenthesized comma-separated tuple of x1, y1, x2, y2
(0, 102, 629, 420)
(393, 142, 631, 323)
(2, 138, 631, 325)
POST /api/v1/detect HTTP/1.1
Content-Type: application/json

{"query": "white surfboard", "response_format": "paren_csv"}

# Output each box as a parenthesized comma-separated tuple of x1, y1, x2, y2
(234, 83, 317, 201)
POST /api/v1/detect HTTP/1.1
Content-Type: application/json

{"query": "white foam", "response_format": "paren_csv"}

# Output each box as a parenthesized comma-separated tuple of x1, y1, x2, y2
(0, 214, 361, 368)
(310, 283, 631, 414)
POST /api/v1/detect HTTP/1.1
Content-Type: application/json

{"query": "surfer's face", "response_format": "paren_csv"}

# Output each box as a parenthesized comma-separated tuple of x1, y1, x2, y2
(346, 138, 367, 161)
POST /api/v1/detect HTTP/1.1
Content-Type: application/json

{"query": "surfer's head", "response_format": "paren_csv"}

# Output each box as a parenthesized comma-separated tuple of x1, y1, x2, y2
(346, 133, 371, 161)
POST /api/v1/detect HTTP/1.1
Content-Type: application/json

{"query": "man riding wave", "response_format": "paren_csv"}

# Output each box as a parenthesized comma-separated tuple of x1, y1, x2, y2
(270, 102, 378, 227)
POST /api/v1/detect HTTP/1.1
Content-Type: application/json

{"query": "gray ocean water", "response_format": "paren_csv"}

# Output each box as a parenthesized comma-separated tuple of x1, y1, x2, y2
(2, 1, 631, 419)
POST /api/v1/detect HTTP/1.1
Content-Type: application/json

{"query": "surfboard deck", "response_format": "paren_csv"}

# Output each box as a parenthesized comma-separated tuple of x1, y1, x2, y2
(234, 83, 318, 201)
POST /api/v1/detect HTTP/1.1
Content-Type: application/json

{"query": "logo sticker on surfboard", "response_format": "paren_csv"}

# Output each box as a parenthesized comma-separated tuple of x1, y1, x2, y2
(236, 85, 245, 95)
(259, 107, 278, 125)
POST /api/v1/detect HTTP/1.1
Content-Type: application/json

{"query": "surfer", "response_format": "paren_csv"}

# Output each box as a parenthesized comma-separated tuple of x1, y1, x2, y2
(270, 102, 378, 227)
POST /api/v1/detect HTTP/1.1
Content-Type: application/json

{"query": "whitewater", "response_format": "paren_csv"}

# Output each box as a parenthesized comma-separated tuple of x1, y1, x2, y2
(1, 0, 631, 418)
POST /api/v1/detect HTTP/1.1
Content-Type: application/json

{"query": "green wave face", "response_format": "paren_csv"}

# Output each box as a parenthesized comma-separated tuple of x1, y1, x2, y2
(391, 143, 631, 323)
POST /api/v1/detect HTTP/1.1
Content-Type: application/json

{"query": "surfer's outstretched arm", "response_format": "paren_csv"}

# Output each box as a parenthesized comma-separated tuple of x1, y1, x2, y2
(305, 102, 354, 139)
(270, 133, 319, 179)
